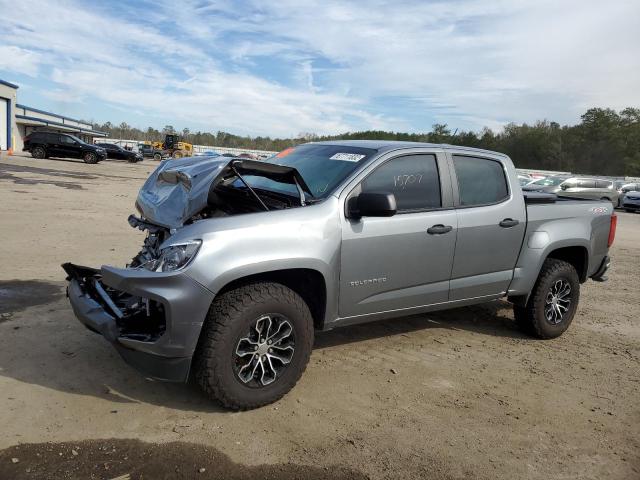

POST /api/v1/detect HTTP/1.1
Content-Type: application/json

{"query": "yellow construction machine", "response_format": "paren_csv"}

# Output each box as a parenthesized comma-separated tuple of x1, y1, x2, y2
(141, 134, 193, 160)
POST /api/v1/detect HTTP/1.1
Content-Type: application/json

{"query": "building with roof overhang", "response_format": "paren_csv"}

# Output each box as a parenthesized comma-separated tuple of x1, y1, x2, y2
(0, 78, 106, 153)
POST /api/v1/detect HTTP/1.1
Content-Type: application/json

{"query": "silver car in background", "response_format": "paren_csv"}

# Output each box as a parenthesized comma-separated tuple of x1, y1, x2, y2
(524, 176, 619, 204)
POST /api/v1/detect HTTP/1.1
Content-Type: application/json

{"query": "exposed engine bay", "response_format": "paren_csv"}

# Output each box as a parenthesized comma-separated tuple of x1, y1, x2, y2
(128, 156, 312, 269)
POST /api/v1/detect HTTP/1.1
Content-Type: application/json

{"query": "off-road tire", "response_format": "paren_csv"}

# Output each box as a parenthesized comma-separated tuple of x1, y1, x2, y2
(514, 258, 580, 339)
(32, 146, 46, 159)
(194, 282, 314, 410)
(83, 152, 98, 164)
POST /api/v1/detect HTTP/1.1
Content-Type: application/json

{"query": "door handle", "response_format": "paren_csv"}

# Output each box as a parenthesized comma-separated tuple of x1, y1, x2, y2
(427, 224, 453, 235)
(499, 218, 519, 228)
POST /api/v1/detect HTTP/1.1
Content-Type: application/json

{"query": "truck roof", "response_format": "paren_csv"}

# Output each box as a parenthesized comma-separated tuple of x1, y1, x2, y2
(311, 140, 508, 158)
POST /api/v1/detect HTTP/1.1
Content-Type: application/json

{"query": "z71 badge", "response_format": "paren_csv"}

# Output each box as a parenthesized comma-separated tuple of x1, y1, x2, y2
(590, 206, 609, 214)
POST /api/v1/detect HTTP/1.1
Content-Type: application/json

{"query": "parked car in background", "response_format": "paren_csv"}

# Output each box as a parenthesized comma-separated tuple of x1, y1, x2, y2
(524, 175, 568, 191)
(138, 143, 166, 160)
(621, 190, 640, 212)
(524, 176, 619, 203)
(23, 132, 107, 164)
(96, 143, 143, 163)
(193, 150, 221, 157)
(615, 182, 640, 207)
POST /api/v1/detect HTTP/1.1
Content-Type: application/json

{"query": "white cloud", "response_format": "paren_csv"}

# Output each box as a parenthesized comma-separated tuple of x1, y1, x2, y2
(0, 0, 639, 135)
(0, 45, 42, 77)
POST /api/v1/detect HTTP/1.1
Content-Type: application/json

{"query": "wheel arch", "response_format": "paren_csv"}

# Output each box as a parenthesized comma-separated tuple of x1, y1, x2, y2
(546, 245, 589, 283)
(509, 243, 589, 307)
(215, 268, 328, 330)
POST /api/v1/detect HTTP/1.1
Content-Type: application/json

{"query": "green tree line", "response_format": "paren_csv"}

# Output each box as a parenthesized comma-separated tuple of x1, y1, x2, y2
(92, 107, 640, 176)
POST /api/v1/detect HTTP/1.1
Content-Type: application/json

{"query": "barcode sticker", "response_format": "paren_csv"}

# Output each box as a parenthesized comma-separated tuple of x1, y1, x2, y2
(330, 153, 366, 162)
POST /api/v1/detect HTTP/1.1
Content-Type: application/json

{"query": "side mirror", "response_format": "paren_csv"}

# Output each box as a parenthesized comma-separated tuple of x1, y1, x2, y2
(560, 184, 568, 190)
(349, 192, 397, 218)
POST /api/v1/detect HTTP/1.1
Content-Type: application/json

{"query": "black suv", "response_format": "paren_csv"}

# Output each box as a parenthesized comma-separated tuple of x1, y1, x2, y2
(23, 132, 107, 164)
(95, 143, 143, 163)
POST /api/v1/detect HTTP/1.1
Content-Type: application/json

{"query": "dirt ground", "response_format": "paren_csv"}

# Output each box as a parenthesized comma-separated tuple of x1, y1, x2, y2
(0, 153, 638, 480)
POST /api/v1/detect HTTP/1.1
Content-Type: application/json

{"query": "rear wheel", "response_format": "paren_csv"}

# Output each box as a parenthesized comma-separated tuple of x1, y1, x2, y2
(513, 259, 580, 339)
(83, 152, 98, 164)
(194, 282, 314, 410)
(172, 151, 184, 159)
(31, 146, 46, 159)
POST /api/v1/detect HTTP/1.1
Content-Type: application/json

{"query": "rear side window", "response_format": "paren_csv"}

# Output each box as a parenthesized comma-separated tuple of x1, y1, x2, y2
(361, 154, 441, 211)
(595, 180, 612, 189)
(29, 132, 47, 142)
(577, 179, 595, 188)
(453, 155, 508, 206)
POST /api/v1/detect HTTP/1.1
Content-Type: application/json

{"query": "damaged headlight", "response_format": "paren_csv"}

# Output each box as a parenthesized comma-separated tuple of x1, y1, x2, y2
(151, 240, 201, 272)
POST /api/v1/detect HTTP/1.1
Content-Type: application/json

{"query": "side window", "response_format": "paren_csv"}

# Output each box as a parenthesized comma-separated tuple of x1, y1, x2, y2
(45, 133, 58, 143)
(361, 154, 441, 211)
(595, 180, 612, 189)
(59, 135, 74, 144)
(452, 155, 508, 206)
(578, 179, 595, 188)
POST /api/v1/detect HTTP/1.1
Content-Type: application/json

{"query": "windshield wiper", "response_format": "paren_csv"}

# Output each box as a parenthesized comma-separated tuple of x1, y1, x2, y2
(230, 161, 269, 211)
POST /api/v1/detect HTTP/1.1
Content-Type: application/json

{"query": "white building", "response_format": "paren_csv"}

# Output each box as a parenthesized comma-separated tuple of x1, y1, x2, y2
(0, 78, 107, 152)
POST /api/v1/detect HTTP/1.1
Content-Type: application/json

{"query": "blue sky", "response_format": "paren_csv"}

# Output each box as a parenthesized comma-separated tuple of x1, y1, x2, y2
(1, 0, 639, 137)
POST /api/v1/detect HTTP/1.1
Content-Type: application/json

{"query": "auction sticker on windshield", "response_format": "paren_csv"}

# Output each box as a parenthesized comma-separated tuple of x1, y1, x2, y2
(330, 153, 366, 162)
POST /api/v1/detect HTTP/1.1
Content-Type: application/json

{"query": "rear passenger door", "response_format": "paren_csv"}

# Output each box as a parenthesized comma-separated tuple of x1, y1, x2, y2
(44, 133, 64, 156)
(448, 154, 526, 300)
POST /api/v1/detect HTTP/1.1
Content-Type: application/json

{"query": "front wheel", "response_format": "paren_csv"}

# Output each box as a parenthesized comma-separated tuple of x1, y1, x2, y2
(194, 282, 313, 410)
(514, 258, 580, 339)
(83, 152, 98, 164)
(153, 152, 162, 161)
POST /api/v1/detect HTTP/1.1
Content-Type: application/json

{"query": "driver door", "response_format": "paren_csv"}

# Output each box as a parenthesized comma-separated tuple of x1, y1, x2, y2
(339, 152, 457, 319)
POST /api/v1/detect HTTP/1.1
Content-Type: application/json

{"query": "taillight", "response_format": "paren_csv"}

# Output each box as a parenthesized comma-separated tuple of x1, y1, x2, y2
(608, 213, 617, 247)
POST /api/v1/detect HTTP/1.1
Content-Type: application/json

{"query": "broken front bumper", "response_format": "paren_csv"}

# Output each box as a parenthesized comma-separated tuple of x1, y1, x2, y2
(62, 262, 215, 382)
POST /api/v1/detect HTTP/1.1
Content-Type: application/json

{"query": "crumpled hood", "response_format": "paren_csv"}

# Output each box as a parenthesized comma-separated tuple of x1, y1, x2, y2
(137, 156, 228, 229)
(136, 156, 312, 229)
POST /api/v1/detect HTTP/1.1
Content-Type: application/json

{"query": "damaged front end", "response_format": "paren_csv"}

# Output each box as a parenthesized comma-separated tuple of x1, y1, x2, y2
(62, 260, 215, 382)
(63, 156, 310, 382)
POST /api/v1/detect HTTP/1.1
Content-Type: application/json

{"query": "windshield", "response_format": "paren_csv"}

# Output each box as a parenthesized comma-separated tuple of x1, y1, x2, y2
(243, 144, 377, 198)
(531, 176, 566, 186)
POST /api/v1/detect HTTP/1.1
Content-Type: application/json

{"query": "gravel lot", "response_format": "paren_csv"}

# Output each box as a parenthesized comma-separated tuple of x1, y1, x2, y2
(1, 153, 638, 480)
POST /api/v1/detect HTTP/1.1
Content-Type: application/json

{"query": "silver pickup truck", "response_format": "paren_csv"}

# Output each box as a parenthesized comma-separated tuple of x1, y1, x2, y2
(63, 141, 616, 410)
